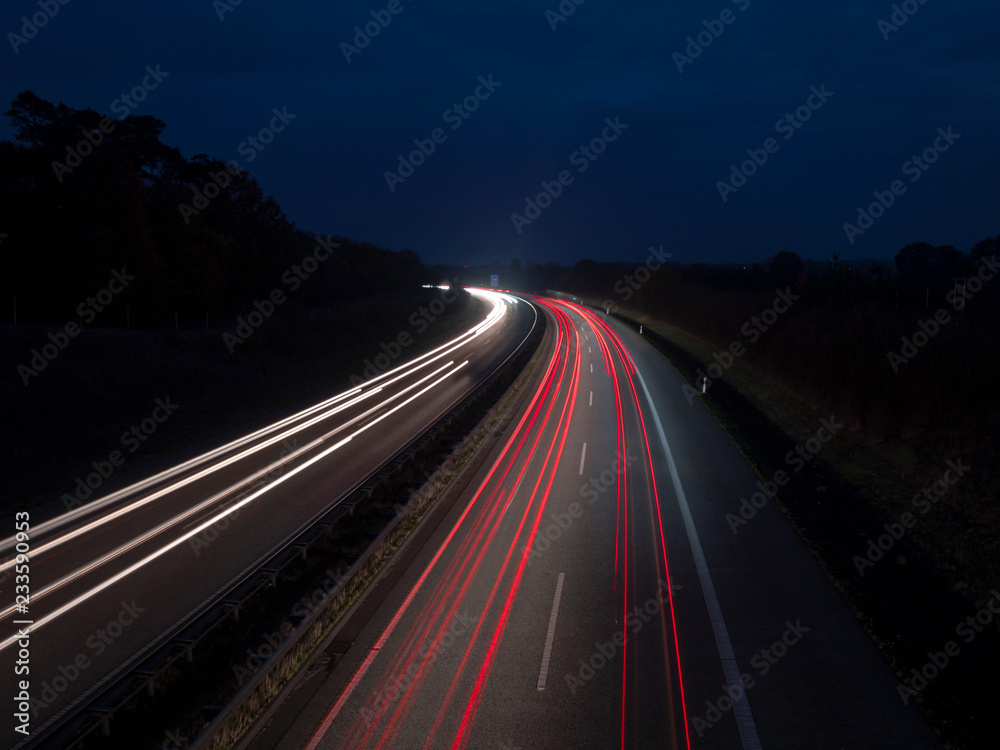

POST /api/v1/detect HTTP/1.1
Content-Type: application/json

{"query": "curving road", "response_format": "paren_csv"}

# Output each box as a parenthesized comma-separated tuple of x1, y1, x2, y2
(0, 286, 537, 748)
(254, 297, 942, 750)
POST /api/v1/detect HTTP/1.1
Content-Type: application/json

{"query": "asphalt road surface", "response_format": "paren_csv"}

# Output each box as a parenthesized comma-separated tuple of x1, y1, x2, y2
(0, 287, 536, 748)
(251, 297, 942, 750)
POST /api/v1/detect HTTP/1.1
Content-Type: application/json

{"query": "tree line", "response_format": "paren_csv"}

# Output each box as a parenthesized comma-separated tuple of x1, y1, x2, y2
(551, 242, 998, 472)
(0, 91, 430, 327)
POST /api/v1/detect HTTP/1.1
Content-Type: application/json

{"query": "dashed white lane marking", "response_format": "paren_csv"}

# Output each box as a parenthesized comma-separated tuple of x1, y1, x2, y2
(537, 572, 566, 691)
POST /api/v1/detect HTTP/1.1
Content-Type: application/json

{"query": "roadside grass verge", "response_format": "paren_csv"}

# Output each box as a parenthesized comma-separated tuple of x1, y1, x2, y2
(595, 300, 1000, 749)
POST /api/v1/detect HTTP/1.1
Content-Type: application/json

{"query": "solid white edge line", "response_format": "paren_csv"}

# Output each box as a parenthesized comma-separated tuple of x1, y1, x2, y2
(633, 365, 763, 750)
(537, 572, 565, 691)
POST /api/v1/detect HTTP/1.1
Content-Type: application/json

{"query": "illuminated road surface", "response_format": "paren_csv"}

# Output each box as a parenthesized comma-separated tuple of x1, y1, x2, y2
(264, 299, 942, 750)
(0, 288, 535, 744)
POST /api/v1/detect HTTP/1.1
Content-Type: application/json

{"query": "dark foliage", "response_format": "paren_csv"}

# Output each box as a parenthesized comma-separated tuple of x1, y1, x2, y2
(0, 91, 431, 326)
(555, 246, 999, 442)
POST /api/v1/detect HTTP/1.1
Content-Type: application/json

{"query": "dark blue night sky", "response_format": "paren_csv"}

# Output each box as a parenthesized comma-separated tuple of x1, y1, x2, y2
(3, 0, 997, 266)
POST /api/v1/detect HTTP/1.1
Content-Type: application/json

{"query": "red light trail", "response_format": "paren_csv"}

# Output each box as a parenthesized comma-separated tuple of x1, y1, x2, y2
(309, 297, 691, 750)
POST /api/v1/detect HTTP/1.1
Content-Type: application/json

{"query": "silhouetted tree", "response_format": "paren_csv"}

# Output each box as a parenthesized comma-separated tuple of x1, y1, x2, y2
(0, 91, 429, 326)
(894, 242, 936, 281)
(767, 251, 804, 287)
(970, 236, 998, 263)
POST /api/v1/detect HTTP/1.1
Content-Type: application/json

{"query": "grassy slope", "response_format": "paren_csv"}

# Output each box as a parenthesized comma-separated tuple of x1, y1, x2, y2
(592, 299, 999, 749)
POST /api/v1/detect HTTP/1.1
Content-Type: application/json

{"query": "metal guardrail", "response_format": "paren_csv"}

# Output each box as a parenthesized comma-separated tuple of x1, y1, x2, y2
(23, 300, 544, 750)
(190, 301, 546, 750)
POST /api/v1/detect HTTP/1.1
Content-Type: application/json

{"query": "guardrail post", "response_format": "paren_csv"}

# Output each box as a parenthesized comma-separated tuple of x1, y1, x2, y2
(261, 566, 279, 589)
(89, 707, 112, 736)
(134, 668, 157, 697)
(174, 637, 195, 664)
(223, 597, 241, 622)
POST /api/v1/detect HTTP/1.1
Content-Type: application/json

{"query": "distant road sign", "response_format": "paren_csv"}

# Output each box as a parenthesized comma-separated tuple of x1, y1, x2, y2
(490, 274, 499, 288)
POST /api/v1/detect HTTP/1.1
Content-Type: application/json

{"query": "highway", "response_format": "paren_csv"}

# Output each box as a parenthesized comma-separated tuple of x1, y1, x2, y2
(0, 286, 536, 747)
(252, 298, 944, 750)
